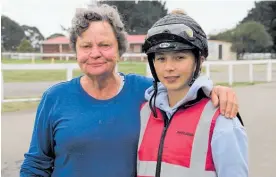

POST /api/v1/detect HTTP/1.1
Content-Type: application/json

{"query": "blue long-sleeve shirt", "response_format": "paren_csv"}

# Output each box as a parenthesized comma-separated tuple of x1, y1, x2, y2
(20, 74, 152, 177)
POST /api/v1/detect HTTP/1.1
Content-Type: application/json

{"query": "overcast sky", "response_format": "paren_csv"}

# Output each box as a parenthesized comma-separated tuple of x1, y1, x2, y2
(1, 0, 257, 38)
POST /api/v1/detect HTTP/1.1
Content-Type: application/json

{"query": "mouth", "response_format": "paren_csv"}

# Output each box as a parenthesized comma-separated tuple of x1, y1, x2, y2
(87, 62, 106, 67)
(164, 76, 180, 82)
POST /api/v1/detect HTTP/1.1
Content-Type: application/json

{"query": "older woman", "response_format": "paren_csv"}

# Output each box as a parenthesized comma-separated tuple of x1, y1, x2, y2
(20, 4, 240, 177)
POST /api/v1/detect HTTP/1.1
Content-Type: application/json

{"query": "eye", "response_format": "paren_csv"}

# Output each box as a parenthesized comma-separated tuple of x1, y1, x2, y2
(155, 57, 165, 62)
(99, 43, 111, 50)
(176, 56, 185, 60)
(80, 44, 91, 49)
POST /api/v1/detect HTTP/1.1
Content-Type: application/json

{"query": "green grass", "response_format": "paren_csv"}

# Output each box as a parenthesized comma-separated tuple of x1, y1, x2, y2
(3, 70, 84, 82)
(1, 58, 76, 64)
(2, 60, 146, 83)
(118, 61, 146, 76)
(216, 81, 265, 87)
(2, 101, 40, 113)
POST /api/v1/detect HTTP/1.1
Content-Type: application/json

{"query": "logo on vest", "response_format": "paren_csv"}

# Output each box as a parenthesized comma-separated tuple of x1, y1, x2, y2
(176, 131, 194, 137)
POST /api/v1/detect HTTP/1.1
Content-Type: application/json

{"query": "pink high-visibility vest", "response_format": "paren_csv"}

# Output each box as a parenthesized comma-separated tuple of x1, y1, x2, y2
(138, 98, 220, 177)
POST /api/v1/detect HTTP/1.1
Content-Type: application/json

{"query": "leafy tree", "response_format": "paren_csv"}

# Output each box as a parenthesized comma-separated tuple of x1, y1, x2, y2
(231, 21, 272, 59)
(22, 25, 45, 51)
(17, 38, 34, 52)
(1, 15, 25, 51)
(99, 0, 168, 34)
(209, 29, 235, 42)
(241, 1, 276, 52)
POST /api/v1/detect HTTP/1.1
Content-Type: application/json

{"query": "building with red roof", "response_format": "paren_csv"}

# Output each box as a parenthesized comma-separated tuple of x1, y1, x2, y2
(41, 35, 236, 61)
(41, 35, 146, 55)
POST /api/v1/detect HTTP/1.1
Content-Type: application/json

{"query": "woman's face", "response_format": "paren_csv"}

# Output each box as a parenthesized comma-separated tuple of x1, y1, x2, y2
(154, 50, 197, 92)
(76, 21, 119, 77)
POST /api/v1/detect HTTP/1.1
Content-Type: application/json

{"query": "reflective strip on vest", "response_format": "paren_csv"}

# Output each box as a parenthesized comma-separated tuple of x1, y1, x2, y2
(138, 100, 218, 177)
(138, 161, 216, 177)
(138, 102, 151, 150)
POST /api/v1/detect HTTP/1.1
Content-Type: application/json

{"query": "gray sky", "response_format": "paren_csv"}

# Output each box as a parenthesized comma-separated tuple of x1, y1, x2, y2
(1, 0, 257, 38)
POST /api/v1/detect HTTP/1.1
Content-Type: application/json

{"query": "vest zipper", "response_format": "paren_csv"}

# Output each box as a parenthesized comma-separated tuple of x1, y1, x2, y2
(155, 109, 179, 177)
(155, 92, 206, 177)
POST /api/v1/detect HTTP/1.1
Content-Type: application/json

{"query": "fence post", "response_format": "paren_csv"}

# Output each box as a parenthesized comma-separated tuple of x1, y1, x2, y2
(228, 64, 233, 86)
(66, 66, 73, 81)
(267, 59, 272, 82)
(31, 55, 35, 64)
(146, 63, 152, 77)
(205, 63, 210, 78)
(249, 63, 253, 83)
(1, 70, 4, 103)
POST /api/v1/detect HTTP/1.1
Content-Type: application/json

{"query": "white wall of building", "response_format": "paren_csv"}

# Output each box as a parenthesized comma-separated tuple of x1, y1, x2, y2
(207, 40, 237, 60)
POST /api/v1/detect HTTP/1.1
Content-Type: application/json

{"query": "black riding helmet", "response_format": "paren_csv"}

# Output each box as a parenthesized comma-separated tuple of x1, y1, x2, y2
(142, 9, 209, 117)
(143, 9, 208, 85)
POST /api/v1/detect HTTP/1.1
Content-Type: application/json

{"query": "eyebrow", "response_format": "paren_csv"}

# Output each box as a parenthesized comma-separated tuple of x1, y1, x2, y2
(79, 40, 111, 45)
(155, 51, 189, 55)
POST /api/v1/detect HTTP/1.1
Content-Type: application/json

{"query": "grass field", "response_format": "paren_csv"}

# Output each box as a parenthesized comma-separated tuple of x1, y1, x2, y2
(2, 101, 40, 112)
(2, 59, 147, 82)
(1, 58, 76, 64)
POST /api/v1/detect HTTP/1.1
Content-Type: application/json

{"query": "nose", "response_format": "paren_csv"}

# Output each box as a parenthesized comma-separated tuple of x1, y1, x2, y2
(164, 58, 175, 71)
(88, 46, 101, 59)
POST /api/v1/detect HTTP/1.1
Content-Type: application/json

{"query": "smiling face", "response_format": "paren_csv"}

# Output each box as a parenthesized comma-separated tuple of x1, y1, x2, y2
(154, 50, 197, 92)
(76, 21, 119, 77)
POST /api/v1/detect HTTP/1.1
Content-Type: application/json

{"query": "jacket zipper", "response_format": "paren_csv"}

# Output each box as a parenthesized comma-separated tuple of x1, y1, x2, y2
(155, 109, 179, 177)
(154, 96, 205, 177)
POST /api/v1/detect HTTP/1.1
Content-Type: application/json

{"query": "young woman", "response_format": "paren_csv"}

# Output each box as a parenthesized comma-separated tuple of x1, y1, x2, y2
(137, 9, 248, 177)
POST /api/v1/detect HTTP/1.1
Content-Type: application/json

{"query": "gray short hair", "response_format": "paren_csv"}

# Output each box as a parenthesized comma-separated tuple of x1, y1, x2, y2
(69, 4, 128, 56)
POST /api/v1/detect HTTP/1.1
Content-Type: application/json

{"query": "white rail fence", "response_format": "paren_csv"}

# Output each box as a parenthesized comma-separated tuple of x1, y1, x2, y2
(1, 52, 147, 62)
(1, 59, 276, 103)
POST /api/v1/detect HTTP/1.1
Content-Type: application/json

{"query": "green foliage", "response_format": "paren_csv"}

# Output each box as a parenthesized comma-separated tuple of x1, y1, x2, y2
(1, 15, 44, 52)
(99, 0, 168, 34)
(231, 21, 272, 58)
(209, 21, 272, 58)
(16, 39, 34, 52)
(210, 1, 276, 54)
(241, 1, 276, 52)
(1, 15, 25, 51)
(209, 29, 235, 42)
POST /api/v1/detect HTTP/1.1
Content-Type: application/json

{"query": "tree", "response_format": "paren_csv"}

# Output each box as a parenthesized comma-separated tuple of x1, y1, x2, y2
(22, 25, 45, 51)
(1, 15, 45, 52)
(1, 15, 25, 51)
(231, 21, 272, 59)
(241, 1, 276, 52)
(17, 38, 34, 52)
(99, 0, 168, 34)
(209, 29, 235, 42)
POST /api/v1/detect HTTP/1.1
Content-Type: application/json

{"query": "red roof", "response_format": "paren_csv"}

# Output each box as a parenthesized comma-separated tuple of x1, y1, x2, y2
(126, 35, 146, 44)
(42, 36, 69, 44)
(42, 35, 146, 45)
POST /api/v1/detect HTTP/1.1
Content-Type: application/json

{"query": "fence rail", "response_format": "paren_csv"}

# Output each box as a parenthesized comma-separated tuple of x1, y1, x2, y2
(1, 52, 147, 61)
(1, 58, 276, 103)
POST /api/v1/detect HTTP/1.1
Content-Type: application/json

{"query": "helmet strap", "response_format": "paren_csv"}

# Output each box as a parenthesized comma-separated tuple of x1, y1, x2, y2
(188, 50, 201, 86)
